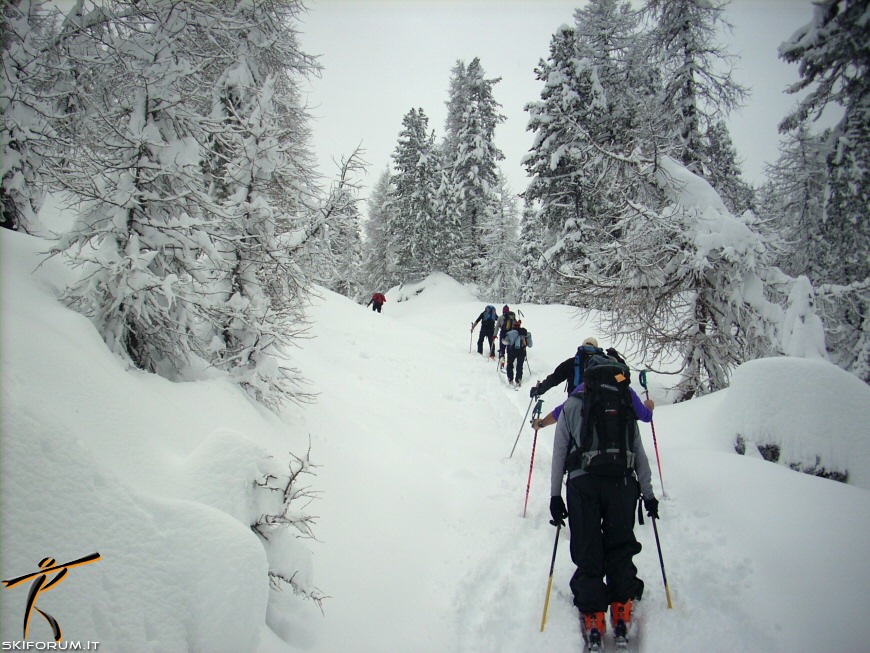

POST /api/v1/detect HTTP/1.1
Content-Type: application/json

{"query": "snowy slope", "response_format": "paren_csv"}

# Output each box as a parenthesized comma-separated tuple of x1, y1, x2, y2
(287, 275, 870, 653)
(3, 230, 870, 653)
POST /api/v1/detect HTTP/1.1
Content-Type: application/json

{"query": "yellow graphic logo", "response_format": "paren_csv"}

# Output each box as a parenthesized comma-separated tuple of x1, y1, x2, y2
(3, 553, 101, 642)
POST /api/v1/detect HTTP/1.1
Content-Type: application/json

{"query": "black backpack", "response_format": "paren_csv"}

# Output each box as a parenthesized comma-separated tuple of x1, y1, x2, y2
(501, 311, 516, 333)
(565, 354, 638, 476)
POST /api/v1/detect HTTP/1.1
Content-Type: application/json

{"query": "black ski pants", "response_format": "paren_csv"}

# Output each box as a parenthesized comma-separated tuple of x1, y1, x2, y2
(566, 473, 643, 614)
(477, 322, 495, 355)
(506, 347, 526, 383)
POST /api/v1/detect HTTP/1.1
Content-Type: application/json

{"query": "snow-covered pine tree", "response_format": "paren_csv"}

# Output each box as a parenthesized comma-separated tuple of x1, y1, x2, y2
(389, 108, 439, 282)
(1, 0, 53, 234)
(778, 0, 870, 383)
(193, 0, 322, 406)
(281, 145, 366, 310)
(759, 125, 829, 281)
(47, 0, 334, 407)
(522, 2, 647, 303)
(422, 142, 460, 276)
(50, 0, 224, 377)
(443, 60, 470, 166)
(433, 159, 464, 281)
(568, 155, 782, 400)
(705, 120, 756, 215)
(323, 169, 364, 300)
(646, 0, 747, 175)
(442, 58, 505, 284)
(517, 200, 548, 303)
(361, 168, 397, 293)
(477, 172, 521, 301)
(522, 24, 587, 295)
(205, 64, 316, 408)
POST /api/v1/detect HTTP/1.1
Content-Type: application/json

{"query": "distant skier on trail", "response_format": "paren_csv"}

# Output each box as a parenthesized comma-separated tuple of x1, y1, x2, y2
(471, 305, 498, 358)
(546, 350, 659, 651)
(501, 319, 532, 387)
(367, 292, 387, 313)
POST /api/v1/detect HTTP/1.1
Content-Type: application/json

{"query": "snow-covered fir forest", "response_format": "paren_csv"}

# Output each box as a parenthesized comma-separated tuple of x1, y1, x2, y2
(1, 0, 869, 651)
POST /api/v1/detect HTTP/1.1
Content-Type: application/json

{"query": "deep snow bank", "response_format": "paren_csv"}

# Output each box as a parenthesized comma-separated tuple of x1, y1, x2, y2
(0, 229, 318, 650)
(712, 357, 870, 489)
(387, 271, 479, 306)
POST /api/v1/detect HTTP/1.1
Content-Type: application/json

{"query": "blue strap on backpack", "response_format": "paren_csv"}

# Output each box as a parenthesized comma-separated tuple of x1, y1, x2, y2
(573, 344, 604, 388)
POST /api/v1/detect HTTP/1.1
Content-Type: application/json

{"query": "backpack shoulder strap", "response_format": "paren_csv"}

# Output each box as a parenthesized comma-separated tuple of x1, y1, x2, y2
(563, 394, 588, 470)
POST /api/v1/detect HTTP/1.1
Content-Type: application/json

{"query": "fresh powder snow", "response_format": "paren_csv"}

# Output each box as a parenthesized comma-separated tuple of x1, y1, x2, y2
(2, 215, 870, 652)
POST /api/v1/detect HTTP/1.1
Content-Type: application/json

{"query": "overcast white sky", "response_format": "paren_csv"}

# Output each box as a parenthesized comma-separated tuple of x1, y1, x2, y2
(298, 0, 816, 200)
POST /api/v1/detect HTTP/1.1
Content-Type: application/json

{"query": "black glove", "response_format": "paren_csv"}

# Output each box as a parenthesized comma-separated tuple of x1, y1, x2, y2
(549, 496, 568, 526)
(529, 384, 539, 398)
(644, 497, 659, 520)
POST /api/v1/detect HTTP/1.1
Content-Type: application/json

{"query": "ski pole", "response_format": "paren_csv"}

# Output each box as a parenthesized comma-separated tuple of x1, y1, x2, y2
(639, 370, 666, 498)
(469, 322, 474, 353)
(510, 396, 537, 458)
(651, 515, 674, 609)
(522, 400, 544, 518)
(540, 523, 561, 631)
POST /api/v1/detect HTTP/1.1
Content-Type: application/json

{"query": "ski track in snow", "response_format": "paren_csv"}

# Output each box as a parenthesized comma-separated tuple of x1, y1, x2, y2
(339, 288, 792, 653)
(7, 224, 870, 653)
(447, 358, 777, 653)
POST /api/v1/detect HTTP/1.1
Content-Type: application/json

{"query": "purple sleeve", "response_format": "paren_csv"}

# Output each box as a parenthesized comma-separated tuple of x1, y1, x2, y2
(555, 385, 650, 422)
(630, 388, 652, 422)
(552, 383, 585, 421)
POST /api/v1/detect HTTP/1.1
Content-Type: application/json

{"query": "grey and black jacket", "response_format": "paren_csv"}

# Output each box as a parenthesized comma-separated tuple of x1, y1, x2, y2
(549, 392, 655, 499)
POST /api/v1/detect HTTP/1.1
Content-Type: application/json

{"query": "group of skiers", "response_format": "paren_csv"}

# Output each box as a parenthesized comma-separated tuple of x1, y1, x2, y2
(470, 304, 532, 387)
(471, 305, 661, 651)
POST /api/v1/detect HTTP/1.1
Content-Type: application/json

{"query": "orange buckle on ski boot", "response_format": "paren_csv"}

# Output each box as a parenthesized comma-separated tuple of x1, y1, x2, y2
(581, 611, 606, 635)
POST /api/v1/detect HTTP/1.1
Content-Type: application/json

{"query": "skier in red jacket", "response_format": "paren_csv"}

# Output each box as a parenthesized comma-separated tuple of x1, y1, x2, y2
(367, 292, 386, 313)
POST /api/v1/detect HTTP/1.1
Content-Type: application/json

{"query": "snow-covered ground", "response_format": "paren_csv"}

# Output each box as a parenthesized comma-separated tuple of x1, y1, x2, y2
(2, 226, 870, 653)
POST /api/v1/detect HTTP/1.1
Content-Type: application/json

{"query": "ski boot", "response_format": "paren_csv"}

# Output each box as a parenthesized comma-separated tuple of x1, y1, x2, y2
(610, 600, 632, 650)
(580, 612, 606, 652)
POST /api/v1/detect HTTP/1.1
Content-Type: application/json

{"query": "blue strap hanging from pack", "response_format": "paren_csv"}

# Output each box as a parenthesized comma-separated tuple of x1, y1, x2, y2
(574, 344, 603, 388)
